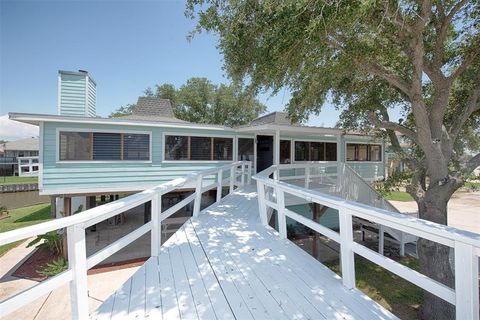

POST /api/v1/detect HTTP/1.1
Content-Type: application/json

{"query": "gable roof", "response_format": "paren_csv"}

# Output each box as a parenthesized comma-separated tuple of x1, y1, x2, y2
(249, 112, 295, 126)
(4, 137, 39, 151)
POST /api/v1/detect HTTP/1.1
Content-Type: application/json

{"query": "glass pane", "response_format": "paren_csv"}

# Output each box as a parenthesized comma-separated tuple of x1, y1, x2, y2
(280, 140, 291, 164)
(124, 134, 150, 160)
(191, 137, 212, 160)
(238, 138, 254, 161)
(295, 141, 309, 161)
(59, 132, 91, 161)
(213, 137, 233, 160)
(93, 133, 121, 160)
(358, 144, 368, 161)
(325, 143, 337, 161)
(310, 142, 324, 161)
(370, 145, 382, 161)
(165, 135, 188, 160)
(346, 144, 356, 161)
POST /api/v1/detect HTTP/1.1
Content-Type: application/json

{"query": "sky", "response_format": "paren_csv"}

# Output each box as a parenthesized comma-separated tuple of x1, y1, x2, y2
(0, 0, 341, 140)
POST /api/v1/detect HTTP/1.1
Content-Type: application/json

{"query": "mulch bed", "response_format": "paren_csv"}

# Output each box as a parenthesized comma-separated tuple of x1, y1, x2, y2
(12, 248, 148, 282)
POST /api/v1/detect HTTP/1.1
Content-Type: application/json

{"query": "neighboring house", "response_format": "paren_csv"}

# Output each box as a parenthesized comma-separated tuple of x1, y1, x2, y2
(0, 137, 39, 176)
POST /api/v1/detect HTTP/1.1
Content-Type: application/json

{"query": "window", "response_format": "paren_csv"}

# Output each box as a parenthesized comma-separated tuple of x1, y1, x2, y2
(60, 132, 91, 161)
(325, 143, 337, 161)
(346, 143, 382, 161)
(295, 141, 309, 161)
(191, 137, 212, 160)
(124, 134, 150, 160)
(165, 135, 233, 161)
(214, 137, 233, 161)
(280, 140, 291, 164)
(59, 131, 150, 161)
(93, 133, 121, 160)
(238, 138, 254, 161)
(294, 141, 337, 162)
(165, 136, 188, 160)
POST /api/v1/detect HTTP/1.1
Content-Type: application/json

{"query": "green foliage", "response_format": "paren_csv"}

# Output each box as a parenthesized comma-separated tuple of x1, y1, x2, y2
(37, 256, 68, 277)
(0, 176, 38, 186)
(0, 205, 7, 212)
(0, 203, 52, 256)
(27, 230, 64, 256)
(110, 77, 266, 127)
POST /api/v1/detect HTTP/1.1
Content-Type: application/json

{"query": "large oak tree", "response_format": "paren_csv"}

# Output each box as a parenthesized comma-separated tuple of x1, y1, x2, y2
(186, 1, 480, 318)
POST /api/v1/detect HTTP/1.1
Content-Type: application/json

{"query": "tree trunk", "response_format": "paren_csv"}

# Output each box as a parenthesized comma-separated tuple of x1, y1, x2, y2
(417, 189, 455, 320)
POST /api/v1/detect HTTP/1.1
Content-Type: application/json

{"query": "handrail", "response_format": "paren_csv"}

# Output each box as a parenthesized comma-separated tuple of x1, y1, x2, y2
(253, 163, 480, 320)
(0, 161, 252, 320)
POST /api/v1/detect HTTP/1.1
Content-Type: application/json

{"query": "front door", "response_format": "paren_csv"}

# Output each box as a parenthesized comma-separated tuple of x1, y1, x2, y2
(256, 135, 274, 173)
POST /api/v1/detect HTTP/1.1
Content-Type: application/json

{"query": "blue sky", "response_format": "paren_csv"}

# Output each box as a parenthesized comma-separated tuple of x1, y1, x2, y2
(0, 0, 341, 137)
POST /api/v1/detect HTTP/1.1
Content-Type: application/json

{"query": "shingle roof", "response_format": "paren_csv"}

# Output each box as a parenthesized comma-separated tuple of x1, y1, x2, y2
(133, 97, 176, 118)
(4, 137, 39, 151)
(249, 112, 295, 126)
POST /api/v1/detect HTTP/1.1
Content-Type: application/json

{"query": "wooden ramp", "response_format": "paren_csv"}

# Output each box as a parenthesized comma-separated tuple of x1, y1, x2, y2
(91, 185, 397, 320)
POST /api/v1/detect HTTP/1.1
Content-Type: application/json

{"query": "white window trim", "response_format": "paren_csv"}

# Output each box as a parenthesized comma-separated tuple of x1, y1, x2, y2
(162, 132, 236, 163)
(56, 127, 153, 163)
(344, 141, 383, 163)
(292, 139, 339, 163)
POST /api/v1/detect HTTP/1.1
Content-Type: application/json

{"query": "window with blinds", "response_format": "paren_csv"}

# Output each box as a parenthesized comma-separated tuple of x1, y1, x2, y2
(346, 143, 382, 161)
(294, 141, 337, 161)
(165, 135, 233, 161)
(237, 138, 254, 161)
(59, 131, 150, 161)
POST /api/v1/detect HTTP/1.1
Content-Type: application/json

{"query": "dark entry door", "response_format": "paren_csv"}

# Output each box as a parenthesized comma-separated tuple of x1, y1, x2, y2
(256, 135, 274, 173)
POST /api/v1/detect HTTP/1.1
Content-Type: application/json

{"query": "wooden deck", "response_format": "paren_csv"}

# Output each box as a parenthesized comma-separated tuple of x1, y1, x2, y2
(90, 185, 397, 320)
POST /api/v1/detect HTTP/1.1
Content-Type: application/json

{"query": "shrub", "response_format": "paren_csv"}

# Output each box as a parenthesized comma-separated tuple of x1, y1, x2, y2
(37, 256, 68, 277)
(27, 230, 64, 256)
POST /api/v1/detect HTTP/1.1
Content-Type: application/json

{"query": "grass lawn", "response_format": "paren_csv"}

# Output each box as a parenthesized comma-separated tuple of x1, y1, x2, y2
(0, 203, 52, 256)
(326, 257, 423, 319)
(384, 191, 414, 201)
(0, 176, 38, 185)
(465, 181, 480, 190)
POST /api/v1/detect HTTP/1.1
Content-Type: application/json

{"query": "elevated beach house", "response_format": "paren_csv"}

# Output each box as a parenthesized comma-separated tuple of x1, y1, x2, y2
(2, 71, 479, 320)
(9, 71, 386, 219)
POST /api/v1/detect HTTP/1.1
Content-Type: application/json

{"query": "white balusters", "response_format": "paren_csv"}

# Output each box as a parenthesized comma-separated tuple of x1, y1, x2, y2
(151, 194, 161, 256)
(339, 208, 356, 289)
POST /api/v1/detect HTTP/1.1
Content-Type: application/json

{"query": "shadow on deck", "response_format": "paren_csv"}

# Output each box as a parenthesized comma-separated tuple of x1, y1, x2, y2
(91, 185, 397, 320)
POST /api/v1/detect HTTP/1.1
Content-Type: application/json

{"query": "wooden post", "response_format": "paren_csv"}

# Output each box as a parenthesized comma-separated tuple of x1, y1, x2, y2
(241, 163, 245, 186)
(305, 165, 310, 188)
(247, 162, 251, 185)
(151, 194, 161, 256)
(50, 196, 56, 218)
(229, 166, 235, 193)
(193, 175, 203, 217)
(276, 188, 287, 239)
(67, 224, 88, 320)
(339, 208, 355, 289)
(62, 197, 71, 260)
(216, 169, 223, 203)
(454, 241, 479, 320)
(379, 225, 385, 255)
(256, 180, 268, 225)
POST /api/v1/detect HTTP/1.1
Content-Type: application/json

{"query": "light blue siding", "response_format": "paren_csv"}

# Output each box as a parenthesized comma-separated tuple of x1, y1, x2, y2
(86, 78, 96, 117)
(59, 74, 87, 117)
(41, 121, 237, 194)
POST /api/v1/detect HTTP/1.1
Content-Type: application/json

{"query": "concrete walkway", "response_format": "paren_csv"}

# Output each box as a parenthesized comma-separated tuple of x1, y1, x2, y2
(391, 191, 480, 235)
(0, 240, 139, 320)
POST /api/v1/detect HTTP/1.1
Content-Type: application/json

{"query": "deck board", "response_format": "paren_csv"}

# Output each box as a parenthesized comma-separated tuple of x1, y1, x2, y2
(91, 185, 398, 320)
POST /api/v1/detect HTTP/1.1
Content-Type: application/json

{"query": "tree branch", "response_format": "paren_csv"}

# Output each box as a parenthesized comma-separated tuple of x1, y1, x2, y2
(449, 73, 480, 140)
(466, 153, 480, 173)
(368, 111, 419, 143)
(363, 62, 413, 99)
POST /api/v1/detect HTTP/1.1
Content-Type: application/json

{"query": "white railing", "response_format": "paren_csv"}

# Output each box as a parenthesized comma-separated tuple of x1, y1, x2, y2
(17, 156, 39, 177)
(0, 161, 251, 320)
(253, 164, 480, 320)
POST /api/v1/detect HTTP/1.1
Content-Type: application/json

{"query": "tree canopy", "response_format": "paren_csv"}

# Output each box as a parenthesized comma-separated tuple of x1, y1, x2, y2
(110, 77, 266, 127)
(186, 1, 479, 318)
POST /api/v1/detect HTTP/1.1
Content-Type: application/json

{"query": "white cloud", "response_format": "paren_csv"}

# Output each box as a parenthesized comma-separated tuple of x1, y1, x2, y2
(0, 115, 39, 141)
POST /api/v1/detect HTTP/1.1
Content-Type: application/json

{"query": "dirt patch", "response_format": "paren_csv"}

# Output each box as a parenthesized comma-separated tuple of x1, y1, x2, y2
(11, 249, 148, 282)
(12, 248, 54, 281)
